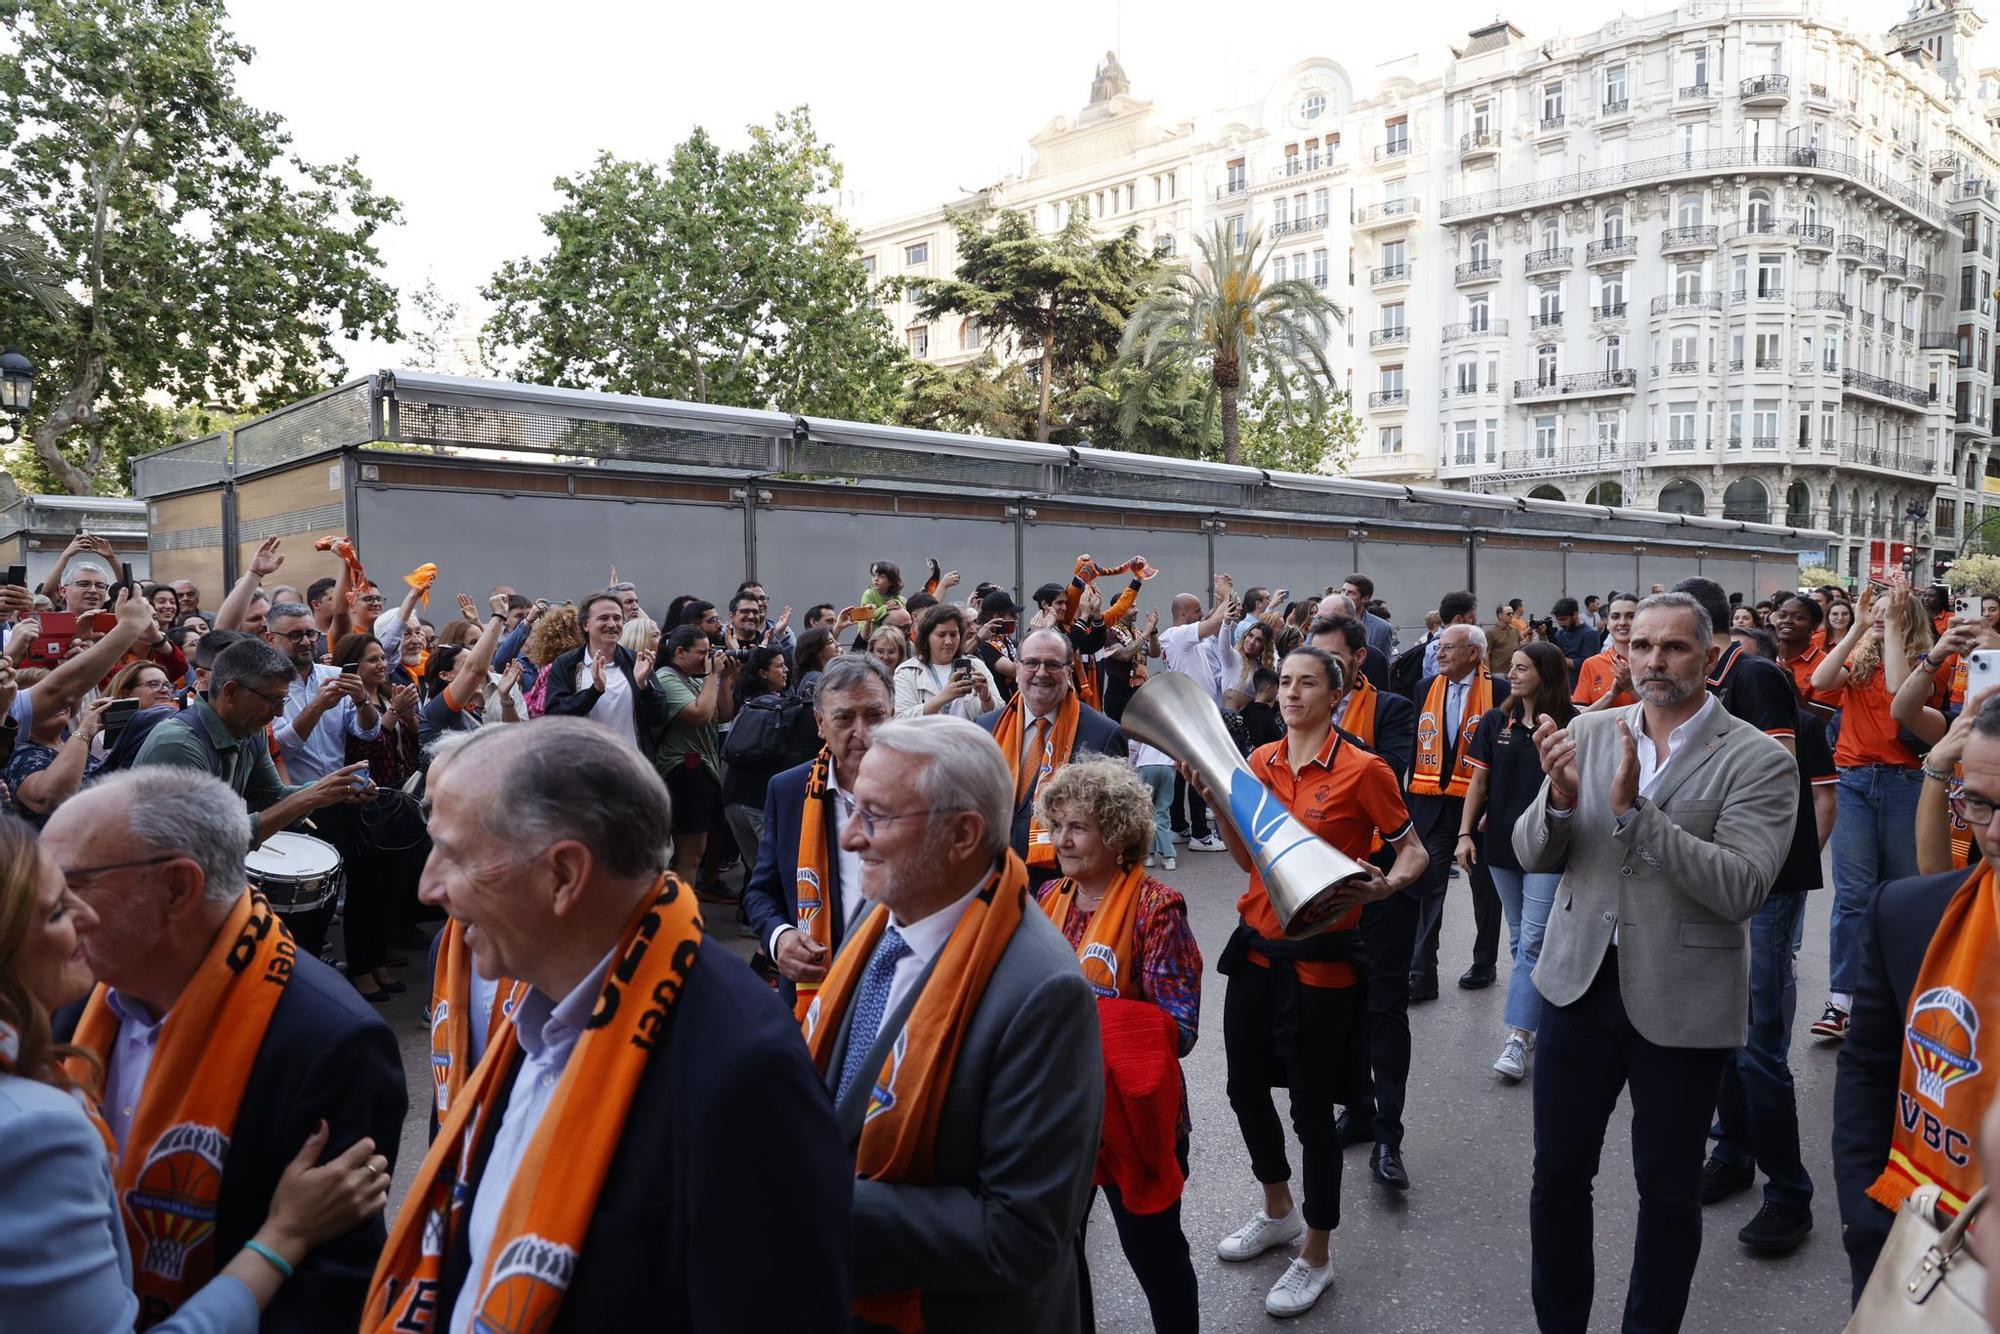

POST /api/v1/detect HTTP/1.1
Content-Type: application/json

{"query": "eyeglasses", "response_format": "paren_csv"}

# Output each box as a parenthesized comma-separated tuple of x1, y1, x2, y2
(60, 854, 181, 885)
(271, 628, 316, 643)
(1019, 657, 1068, 674)
(236, 683, 290, 709)
(1949, 789, 2000, 827)
(850, 805, 968, 837)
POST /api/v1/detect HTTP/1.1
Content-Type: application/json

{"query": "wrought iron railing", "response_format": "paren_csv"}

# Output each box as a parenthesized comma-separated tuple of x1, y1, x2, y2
(1841, 368, 1937, 407)
(1591, 301, 1627, 319)
(1586, 236, 1637, 262)
(1369, 263, 1407, 284)
(1650, 291, 1722, 313)
(1839, 440, 1940, 473)
(1441, 319, 1507, 342)
(1539, 114, 1566, 131)
(1367, 389, 1408, 408)
(1528, 312, 1564, 331)
(1374, 141, 1412, 162)
(1460, 131, 1498, 155)
(1739, 74, 1789, 99)
(1799, 224, 1835, 247)
(1357, 199, 1418, 225)
(1660, 225, 1719, 251)
(1454, 258, 1500, 282)
(1369, 326, 1411, 347)
(1512, 369, 1638, 398)
(1797, 290, 1850, 313)
(1602, 98, 1629, 116)
(1524, 246, 1574, 274)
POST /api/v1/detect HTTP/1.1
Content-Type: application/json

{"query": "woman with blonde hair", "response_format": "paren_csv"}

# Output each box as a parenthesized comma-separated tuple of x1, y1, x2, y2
(1032, 753, 1202, 1334)
(522, 605, 585, 718)
(867, 623, 909, 673)
(619, 615, 660, 658)
(0, 816, 390, 1327)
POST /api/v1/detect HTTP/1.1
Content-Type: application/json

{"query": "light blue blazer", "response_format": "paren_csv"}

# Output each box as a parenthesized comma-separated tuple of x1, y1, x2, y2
(0, 1071, 258, 1332)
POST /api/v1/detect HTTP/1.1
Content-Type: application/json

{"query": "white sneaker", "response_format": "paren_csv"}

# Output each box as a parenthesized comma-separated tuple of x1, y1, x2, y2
(1216, 1207, 1303, 1262)
(1264, 1255, 1336, 1317)
(1145, 853, 1157, 868)
(1171, 829, 1188, 844)
(1163, 856, 1177, 871)
(1493, 1034, 1529, 1082)
(1187, 834, 1228, 852)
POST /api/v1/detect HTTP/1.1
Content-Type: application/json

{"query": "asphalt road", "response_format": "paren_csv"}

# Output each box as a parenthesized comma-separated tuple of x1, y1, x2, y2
(375, 849, 1855, 1333)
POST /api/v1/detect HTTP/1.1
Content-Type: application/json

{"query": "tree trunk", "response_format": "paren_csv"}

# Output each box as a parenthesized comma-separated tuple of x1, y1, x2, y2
(1035, 309, 1056, 442)
(32, 353, 106, 495)
(1220, 384, 1240, 467)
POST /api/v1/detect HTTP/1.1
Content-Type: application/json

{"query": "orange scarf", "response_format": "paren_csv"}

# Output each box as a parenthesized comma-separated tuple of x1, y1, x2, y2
(1867, 862, 1998, 1218)
(66, 893, 293, 1324)
(1339, 677, 1379, 750)
(427, 920, 525, 1124)
(1058, 557, 1142, 710)
(803, 856, 1028, 1332)
(991, 690, 1082, 866)
(1411, 672, 1492, 799)
(792, 746, 837, 1020)
(369, 878, 702, 1333)
(1038, 862, 1146, 999)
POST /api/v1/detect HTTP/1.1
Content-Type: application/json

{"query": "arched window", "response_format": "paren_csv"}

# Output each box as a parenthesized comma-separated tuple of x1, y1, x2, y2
(1586, 481, 1624, 507)
(1870, 489, 1883, 534)
(1827, 487, 1842, 525)
(1540, 216, 1560, 250)
(1785, 480, 1813, 527)
(1470, 228, 1490, 264)
(1604, 335, 1623, 371)
(1467, 294, 1490, 330)
(1746, 189, 1773, 229)
(1529, 484, 1566, 501)
(1603, 205, 1625, 241)
(1804, 192, 1821, 229)
(1658, 479, 1707, 515)
(1722, 477, 1770, 522)
(1677, 192, 1705, 228)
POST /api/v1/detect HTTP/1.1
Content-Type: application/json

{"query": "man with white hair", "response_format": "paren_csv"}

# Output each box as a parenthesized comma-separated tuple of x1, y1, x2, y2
(371, 717, 851, 1331)
(807, 714, 1103, 1333)
(46, 767, 405, 1333)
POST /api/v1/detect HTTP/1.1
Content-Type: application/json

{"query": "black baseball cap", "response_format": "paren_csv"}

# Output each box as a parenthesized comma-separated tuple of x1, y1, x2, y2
(979, 591, 1020, 620)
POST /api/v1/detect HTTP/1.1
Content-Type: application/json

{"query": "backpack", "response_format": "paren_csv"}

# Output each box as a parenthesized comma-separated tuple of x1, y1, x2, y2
(723, 690, 814, 769)
(1389, 638, 1428, 701)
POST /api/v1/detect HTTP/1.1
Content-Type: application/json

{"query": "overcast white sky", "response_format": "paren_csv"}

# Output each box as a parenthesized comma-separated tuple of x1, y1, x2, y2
(222, 0, 1919, 368)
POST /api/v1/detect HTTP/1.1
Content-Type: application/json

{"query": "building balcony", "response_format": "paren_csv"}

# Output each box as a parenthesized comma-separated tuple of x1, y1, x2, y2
(1601, 97, 1630, 118)
(1660, 225, 1719, 255)
(1523, 246, 1574, 276)
(1726, 217, 1797, 244)
(1214, 180, 1248, 201)
(1453, 258, 1501, 286)
(1841, 368, 1938, 412)
(1797, 289, 1851, 315)
(1356, 198, 1419, 230)
(1373, 140, 1412, 164)
(1271, 214, 1329, 237)
(1799, 224, 1835, 251)
(1652, 360, 1713, 377)
(1590, 301, 1628, 320)
(1369, 262, 1409, 288)
(1512, 369, 1638, 401)
(1923, 331, 1958, 351)
(1738, 73, 1790, 106)
(1885, 254, 1910, 279)
(1728, 435, 1785, 451)
(1861, 311, 1877, 330)
(1678, 82, 1714, 102)
(1438, 145, 1948, 230)
(1459, 130, 1499, 161)
(1861, 246, 1889, 273)
(1369, 326, 1411, 349)
(1650, 291, 1722, 315)
(1837, 233, 1868, 260)
(1270, 155, 1339, 185)
(1933, 150, 1964, 181)
(1528, 311, 1564, 333)
(1729, 287, 1787, 305)
(1440, 318, 1507, 343)
(1839, 439, 1942, 475)
(1585, 236, 1637, 265)
(1367, 389, 1409, 410)
(1904, 265, 1930, 291)
(1441, 382, 1502, 401)
(1487, 439, 1647, 477)
(1951, 179, 1998, 204)
(1539, 113, 1567, 133)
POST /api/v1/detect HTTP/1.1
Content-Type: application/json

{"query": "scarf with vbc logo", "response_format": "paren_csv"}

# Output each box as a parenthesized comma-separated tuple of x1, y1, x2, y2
(1867, 861, 1998, 1218)
(1411, 672, 1491, 799)
(366, 876, 702, 1334)
(802, 856, 1027, 1332)
(1339, 677, 1379, 751)
(427, 919, 525, 1122)
(1038, 863, 1146, 1000)
(792, 746, 837, 1020)
(991, 691, 1081, 866)
(66, 892, 293, 1328)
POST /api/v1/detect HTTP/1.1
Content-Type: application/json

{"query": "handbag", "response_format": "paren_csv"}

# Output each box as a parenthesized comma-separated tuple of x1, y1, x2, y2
(1842, 1183, 1987, 1333)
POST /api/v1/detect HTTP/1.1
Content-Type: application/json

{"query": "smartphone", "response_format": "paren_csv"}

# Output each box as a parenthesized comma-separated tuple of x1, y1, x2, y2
(1952, 587, 1977, 621)
(100, 697, 140, 746)
(121, 561, 133, 588)
(2, 565, 23, 587)
(1970, 649, 2000, 702)
(951, 655, 973, 682)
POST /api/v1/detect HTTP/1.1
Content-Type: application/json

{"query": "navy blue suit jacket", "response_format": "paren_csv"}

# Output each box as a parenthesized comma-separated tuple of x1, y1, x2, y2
(430, 935, 852, 1331)
(743, 758, 855, 1010)
(59, 950, 405, 1334)
(1405, 673, 1510, 838)
(976, 700, 1127, 860)
(1350, 686, 1417, 785)
(1832, 866, 1968, 1303)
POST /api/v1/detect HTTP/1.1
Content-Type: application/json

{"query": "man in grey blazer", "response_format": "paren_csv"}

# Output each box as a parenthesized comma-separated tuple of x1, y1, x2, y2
(1513, 591, 1796, 1334)
(824, 714, 1103, 1333)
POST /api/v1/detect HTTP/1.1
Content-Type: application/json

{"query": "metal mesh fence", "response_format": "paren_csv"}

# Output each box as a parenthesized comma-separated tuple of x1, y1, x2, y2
(132, 434, 231, 498)
(788, 437, 1052, 492)
(232, 383, 375, 477)
(394, 399, 780, 472)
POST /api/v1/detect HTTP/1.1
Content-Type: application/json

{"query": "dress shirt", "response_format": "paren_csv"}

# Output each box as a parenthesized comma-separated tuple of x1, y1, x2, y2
(274, 663, 381, 784)
(1444, 675, 1472, 744)
(100, 989, 165, 1153)
(1628, 692, 1718, 799)
(1423, 634, 1441, 681)
(1017, 709, 1059, 771)
(372, 608, 407, 659)
(859, 875, 987, 1054)
(468, 969, 500, 1071)
(578, 656, 635, 743)
(450, 948, 615, 1334)
(768, 764, 870, 957)
(1157, 622, 1220, 700)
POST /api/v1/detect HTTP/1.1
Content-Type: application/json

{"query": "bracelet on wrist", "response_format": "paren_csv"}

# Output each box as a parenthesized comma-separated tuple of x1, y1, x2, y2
(243, 1239, 294, 1279)
(1921, 763, 1957, 784)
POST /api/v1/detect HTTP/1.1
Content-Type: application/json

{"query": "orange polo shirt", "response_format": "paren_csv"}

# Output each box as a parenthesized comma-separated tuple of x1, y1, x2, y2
(1833, 668, 1942, 769)
(1238, 728, 1413, 988)
(1779, 641, 1841, 709)
(1572, 646, 1636, 708)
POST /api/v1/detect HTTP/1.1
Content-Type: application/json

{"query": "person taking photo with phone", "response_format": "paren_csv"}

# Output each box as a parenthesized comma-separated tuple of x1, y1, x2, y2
(893, 604, 998, 720)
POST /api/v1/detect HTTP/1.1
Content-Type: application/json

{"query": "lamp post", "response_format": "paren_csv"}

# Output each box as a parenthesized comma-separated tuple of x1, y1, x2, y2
(0, 349, 35, 445)
(1902, 500, 1930, 583)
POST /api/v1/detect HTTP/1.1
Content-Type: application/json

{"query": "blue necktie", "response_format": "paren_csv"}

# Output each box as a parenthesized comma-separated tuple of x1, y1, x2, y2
(836, 926, 911, 1105)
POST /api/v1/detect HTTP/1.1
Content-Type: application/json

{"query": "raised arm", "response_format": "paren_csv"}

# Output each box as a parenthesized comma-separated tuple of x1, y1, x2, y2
(21, 591, 156, 724)
(216, 538, 284, 632)
(1811, 586, 1872, 692)
(442, 594, 509, 713)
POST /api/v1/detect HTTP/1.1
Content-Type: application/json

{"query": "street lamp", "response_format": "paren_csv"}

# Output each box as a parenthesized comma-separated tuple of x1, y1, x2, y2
(0, 349, 34, 445)
(1902, 500, 1930, 583)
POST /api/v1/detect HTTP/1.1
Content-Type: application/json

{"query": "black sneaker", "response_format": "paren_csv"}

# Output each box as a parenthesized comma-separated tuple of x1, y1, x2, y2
(1737, 1200, 1813, 1254)
(1699, 1156, 1755, 1205)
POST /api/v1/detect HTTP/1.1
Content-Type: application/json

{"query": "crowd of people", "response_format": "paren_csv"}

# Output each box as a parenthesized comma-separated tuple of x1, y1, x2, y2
(0, 528, 1993, 1332)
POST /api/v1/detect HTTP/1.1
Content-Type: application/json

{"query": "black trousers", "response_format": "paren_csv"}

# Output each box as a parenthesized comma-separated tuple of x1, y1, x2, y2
(1338, 889, 1420, 1148)
(1411, 815, 1501, 982)
(1531, 953, 1731, 1334)
(1076, 1140, 1198, 1334)
(1170, 772, 1210, 840)
(1224, 960, 1360, 1232)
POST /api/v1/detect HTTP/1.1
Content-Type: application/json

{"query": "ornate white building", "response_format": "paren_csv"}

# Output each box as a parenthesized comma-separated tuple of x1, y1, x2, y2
(851, 0, 2000, 581)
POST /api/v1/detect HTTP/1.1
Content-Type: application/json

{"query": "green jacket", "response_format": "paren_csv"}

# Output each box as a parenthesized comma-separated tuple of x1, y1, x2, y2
(132, 696, 301, 815)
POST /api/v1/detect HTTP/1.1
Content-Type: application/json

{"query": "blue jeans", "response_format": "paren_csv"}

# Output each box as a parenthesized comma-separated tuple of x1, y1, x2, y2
(1828, 766, 1922, 994)
(1137, 765, 1177, 862)
(1489, 865, 1559, 1034)
(1711, 892, 1813, 1208)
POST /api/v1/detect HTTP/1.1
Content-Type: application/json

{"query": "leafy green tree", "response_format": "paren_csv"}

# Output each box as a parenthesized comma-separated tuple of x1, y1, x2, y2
(1119, 222, 1344, 466)
(908, 208, 1162, 442)
(896, 352, 1035, 439)
(483, 108, 904, 421)
(1234, 369, 1360, 474)
(1945, 553, 2000, 594)
(0, 0, 402, 494)
(0, 225, 71, 319)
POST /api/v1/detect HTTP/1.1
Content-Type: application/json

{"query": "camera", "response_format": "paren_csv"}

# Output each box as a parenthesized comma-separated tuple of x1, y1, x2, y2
(1530, 616, 1556, 637)
(718, 648, 755, 663)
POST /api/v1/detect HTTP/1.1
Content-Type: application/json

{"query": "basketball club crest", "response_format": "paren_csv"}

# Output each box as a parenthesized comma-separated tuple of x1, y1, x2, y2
(475, 1233, 575, 1334)
(430, 999, 453, 1114)
(124, 1122, 227, 1282)
(1080, 941, 1121, 999)
(1906, 986, 1982, 1107)
(865, 1026, 911, 1123)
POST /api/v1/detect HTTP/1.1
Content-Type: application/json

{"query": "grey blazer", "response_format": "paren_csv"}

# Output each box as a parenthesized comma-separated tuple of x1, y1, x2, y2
(831, 894, 1103, 1334)
(1512, 701, 1797, 1050)
(0, 1071, 259, 1332)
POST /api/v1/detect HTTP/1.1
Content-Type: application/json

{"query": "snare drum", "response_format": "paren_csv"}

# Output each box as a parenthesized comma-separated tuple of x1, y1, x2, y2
(245, 831, 344, 915)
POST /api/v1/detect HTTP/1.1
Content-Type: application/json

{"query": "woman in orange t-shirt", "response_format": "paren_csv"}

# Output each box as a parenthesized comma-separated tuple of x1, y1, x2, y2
(1202, 646, 1427, 1319)
(1809, 584, 1934, 1042)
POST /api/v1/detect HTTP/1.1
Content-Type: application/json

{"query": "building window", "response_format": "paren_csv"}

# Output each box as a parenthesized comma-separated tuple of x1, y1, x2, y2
(1456, 358, 1479, 392)
(861, 254, 877, 276)
(1230, 214, 1246, 247)
(1380, 425, 1403, 453)
(1467, 294, 1490, 330)
(1312, 249, 1328, 287)
(1602, 205, 1624, 241)
(1274, 196, 1290, 230)
(1534, 416, 1558, 459)
(1472, 99, 1491, 136)
(1485, 419, 1498, 462)
(907, 325, 929, 357)
(1385, 115, 1409, 151)
(1755, 331, 1782, 368)
(1455, 420, 1477, 465)
(1688, 44, 1708, 89)
(1677, 193, 1704, 228)
(1313, 187, 1329, 222)
(905, 242, 929, 266)
(1604, 335, 1623, 371)
(1303, 93, 1326, 120)
(1605, 63, 1627, 107)
(1537, 285, 1562, 321)
(1226, 159, 1246, 193)
(961, 320, 982, 351)
(1536, 344, 1558, 384)
(1669, 401, 1698, 448)
(1599, 273, 1625, 311)
(1159, 233, 1176, 257)
(1541, 81, 1564, 123)
(1757, 253, 1784, 297)
(1469, 228, 1490, 264)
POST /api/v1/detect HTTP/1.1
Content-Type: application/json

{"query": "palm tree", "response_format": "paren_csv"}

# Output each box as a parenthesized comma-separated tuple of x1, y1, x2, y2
(1118, 221, 1344, 466)
(0, 224, 73, 317)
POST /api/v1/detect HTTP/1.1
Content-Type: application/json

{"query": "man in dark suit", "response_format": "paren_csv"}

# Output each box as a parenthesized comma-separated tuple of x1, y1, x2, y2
(815, 714, 1102, 1332)
(976, 628, 1126, 886)
(745, 654, 896, 1009)
(45, 768, 406, 1334)
(379, 717, 852, 1330)
(1342, 573, 1398, 684)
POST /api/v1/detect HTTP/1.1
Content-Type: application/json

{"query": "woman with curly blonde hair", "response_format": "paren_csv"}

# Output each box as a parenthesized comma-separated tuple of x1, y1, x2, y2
(1032, 753, 1202, 1334)
(522, 605, 585, 718)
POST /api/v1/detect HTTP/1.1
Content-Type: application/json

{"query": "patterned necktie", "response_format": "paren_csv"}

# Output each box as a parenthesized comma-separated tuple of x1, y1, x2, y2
(836, 926, 911, 1105)
(1016, 717, 1050, 806)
